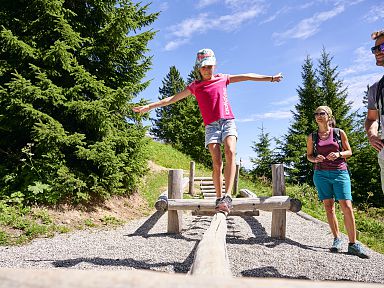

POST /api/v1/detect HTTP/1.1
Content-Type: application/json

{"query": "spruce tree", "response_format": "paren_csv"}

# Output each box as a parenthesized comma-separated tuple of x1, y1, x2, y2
(250, 125, 274, 181)
(283, 56, 320, 183)
(317, 48, 353, 132)
(0, 1, 158, 204)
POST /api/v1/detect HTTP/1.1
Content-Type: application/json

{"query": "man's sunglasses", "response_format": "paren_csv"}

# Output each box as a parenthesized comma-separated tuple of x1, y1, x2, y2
(314, 112, 327, 117)
(371, 43, 384, 54)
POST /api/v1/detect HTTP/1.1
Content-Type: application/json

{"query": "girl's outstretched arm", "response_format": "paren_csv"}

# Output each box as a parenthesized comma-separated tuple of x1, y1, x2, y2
(229, 73, 283, 83)
(132, 87, 191, 114)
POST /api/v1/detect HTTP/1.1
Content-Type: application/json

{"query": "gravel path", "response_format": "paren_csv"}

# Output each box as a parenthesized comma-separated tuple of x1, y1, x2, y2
(0, 210, 383, 284)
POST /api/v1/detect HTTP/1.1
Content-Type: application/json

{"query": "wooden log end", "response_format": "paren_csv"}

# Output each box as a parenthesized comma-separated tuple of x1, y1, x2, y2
(289, 198, 302, 213)
(155, 196, 168, 212)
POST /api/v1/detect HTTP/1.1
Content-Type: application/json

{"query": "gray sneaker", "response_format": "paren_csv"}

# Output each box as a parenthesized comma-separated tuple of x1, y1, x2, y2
(330, 237, 343, 252)
(215, 195, 233, 214)
(348, 243, 370, 259)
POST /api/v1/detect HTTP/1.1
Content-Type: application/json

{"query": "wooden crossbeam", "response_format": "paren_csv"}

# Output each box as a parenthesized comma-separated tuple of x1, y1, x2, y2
(155, 196, 302, 213)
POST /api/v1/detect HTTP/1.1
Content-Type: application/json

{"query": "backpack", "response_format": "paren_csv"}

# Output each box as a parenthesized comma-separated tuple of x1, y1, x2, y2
(312, 128, 342, 157)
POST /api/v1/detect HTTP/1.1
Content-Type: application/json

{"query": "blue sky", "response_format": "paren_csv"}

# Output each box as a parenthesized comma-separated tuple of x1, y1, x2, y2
(134, 0, 384, 169)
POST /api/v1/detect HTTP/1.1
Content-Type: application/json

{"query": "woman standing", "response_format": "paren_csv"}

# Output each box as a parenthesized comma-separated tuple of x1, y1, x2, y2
(306, 106, 369, 258)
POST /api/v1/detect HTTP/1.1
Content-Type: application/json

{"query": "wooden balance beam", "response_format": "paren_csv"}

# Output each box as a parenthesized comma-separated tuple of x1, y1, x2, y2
(155, 196, 302, 213)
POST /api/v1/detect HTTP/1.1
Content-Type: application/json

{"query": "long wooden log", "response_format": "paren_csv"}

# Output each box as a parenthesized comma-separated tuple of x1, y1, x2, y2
(155, 196, 301, 213)
(1, 268, 374, 288)
(239, 188, 257, 198)
(192, 210, 260, 217)
(189, 212, 231, 276)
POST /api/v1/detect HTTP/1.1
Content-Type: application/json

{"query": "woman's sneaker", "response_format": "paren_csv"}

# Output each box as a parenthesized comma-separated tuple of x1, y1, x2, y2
(330, 237, 343, 252)
(348, 243, 370, 259)
(215, 195, 233, 214)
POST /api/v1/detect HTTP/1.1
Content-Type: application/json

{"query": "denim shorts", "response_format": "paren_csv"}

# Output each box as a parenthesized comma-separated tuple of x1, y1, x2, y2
(205, 118, 238, 148)
(313, 170, 352, 201)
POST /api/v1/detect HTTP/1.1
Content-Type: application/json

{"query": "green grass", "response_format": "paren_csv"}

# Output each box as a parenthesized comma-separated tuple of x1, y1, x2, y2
(145, 139, 383, 254)
(0, 138, 383, 255)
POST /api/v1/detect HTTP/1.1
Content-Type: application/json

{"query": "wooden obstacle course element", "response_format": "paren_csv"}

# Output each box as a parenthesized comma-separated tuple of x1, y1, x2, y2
(167, 169, 183, 233)
(158, 196, 301, 213)
(1, 267, 374, 288)
(189, 212, 231, 276)
(271, 164, 286, 239)
(188, 161, 240, 196)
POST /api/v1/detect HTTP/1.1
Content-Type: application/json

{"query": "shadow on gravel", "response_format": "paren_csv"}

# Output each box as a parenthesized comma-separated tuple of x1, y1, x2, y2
(226, 216, 327, 252)
(125, 211, 165, 238)
(241, 266, 310, 279)
(50, 241, 199, 273)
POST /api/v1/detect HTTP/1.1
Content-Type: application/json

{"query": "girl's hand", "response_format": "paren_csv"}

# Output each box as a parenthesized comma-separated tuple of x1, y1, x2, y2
(326, 152, 339, 161)
(271, 72, 283, 82)
(132, 105, 150, 114)
(314, 155, 325, 163)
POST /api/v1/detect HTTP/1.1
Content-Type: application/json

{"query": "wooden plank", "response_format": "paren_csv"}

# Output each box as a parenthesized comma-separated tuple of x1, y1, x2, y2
(189, 212, 231, 276)
(192, 210, 260, 217)
(194, 176, 213, 181)
(239, 188, 257, 198)
(1, 268, 374, 288)
(161, 196, 301, 212)
(200, 181, 225, 186)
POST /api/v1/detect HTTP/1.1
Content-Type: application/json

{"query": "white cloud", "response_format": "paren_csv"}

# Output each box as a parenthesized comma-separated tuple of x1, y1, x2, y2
(273, 5, 345, 45)
(159, 2, 169, 12)
(344, 73, 383, 110)
(363, 4, 384, 23)
(340, 46, 375, 77)
(164, 38, 189, 51)
(271, 96, 298, 106)
(196, 0, 220, 8)
(237, 110, 293, 122)
(165, 1, 266, 50)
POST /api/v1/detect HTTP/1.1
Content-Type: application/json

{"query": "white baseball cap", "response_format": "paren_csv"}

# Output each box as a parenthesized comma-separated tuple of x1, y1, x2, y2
(195, 48, 216, 68)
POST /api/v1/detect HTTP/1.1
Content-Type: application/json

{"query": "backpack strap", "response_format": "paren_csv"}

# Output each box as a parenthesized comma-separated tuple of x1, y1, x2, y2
(312, 131, 318, 156)
(332, 128, 343, 152)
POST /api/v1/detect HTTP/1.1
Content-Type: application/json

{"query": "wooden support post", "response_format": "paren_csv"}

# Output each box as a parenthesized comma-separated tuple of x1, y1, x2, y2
(233, 164, 240, 195)
(189, 212, 231, 276)
(271, 164, 286, 239)
(189, 161, 195, 196)
(167, 169, 183, 234)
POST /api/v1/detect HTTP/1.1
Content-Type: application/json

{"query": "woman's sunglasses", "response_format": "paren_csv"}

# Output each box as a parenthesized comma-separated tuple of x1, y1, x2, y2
(371, 43, 384, 54)
(314, 112, 327, 117)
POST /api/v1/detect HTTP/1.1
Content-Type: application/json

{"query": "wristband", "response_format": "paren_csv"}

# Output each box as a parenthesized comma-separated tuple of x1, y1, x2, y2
(271, 76, 274, 82)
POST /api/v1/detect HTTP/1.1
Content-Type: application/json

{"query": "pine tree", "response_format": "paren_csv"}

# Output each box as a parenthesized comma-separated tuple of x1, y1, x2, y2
(250, 125, 274, 181)
(317, 48, 353, 132)
(151, 67, 211, 167)
(283, 56, 320, 183)
(283, 49, 354, 184)
(0, 1, 158, 204)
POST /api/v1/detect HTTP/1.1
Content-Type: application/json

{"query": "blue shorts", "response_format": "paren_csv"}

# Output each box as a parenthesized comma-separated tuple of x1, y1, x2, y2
(313, 170, 352, 201)
(205, 118, 238, 148)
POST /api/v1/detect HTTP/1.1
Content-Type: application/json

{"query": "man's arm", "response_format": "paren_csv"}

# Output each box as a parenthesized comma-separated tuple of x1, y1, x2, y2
(365, 109, 383, 152)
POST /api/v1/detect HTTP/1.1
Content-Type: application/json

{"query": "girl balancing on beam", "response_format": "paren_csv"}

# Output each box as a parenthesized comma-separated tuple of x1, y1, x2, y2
(133, 48, 283, 214)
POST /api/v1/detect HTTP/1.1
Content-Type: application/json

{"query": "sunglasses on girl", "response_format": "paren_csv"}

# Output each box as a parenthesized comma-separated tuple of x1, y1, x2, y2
(371, 43, 384, 54)
(314, 112, 327, 117)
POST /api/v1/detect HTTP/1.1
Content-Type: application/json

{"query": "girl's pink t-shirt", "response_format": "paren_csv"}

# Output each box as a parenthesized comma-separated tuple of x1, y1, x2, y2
(187, 74, 235, 126)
